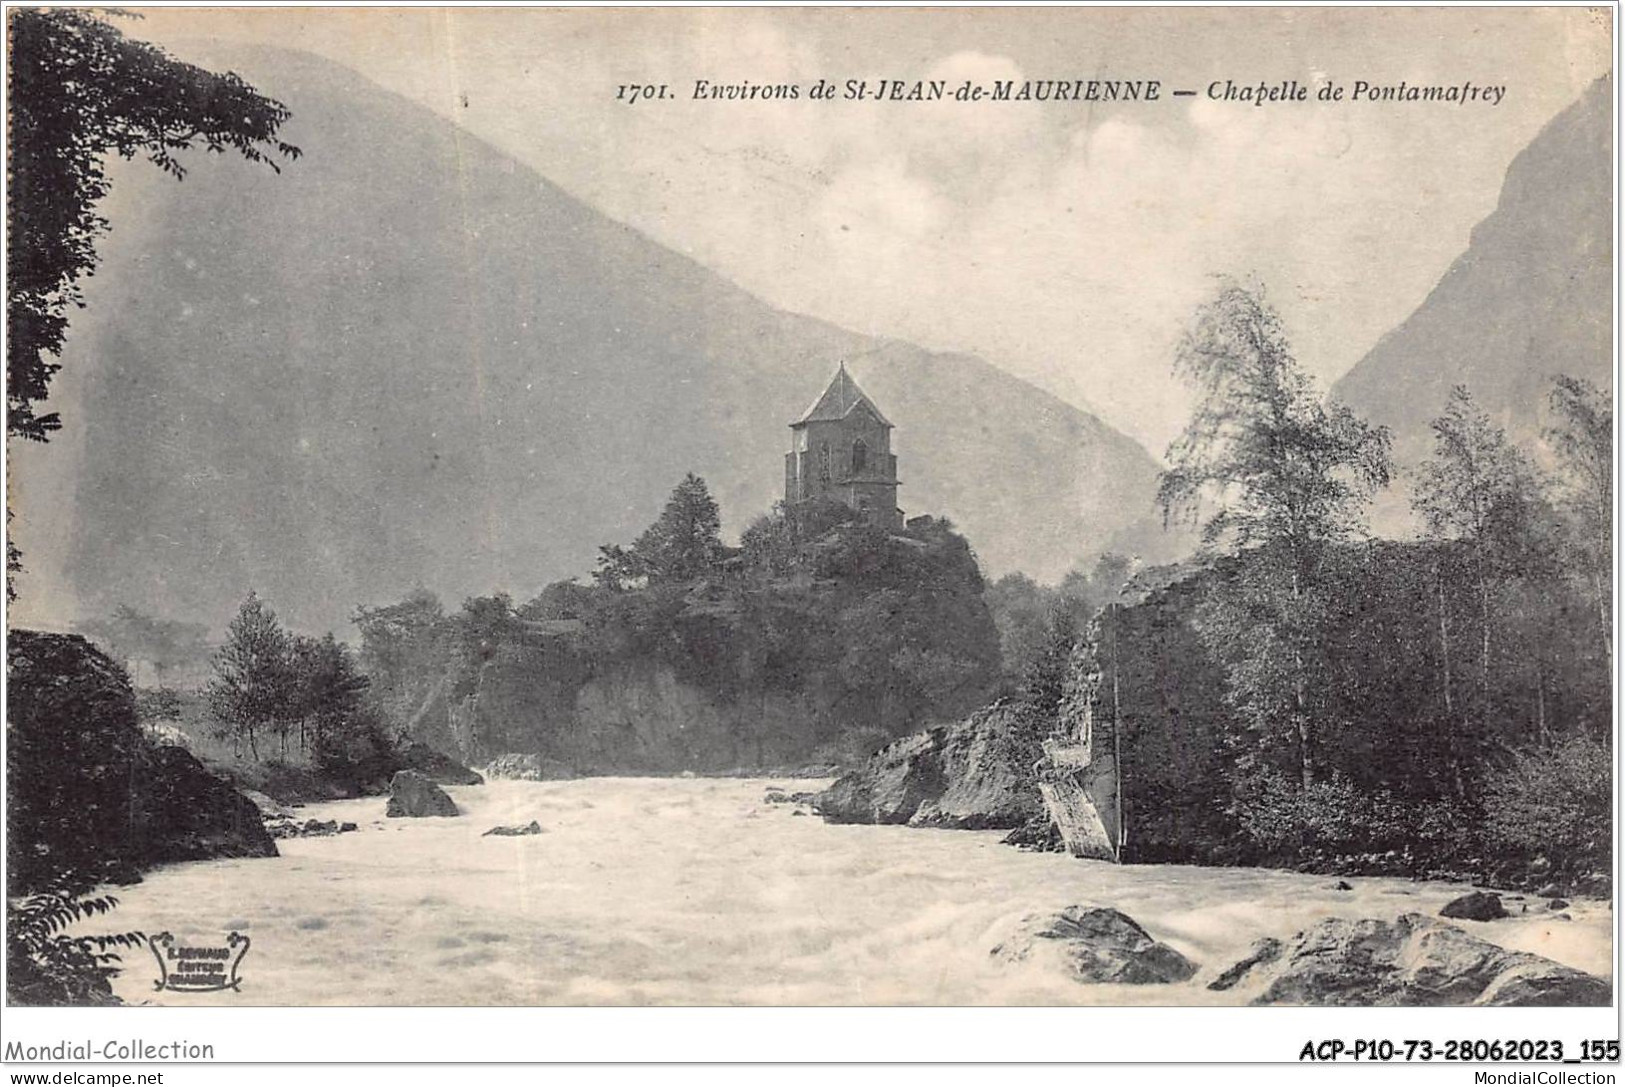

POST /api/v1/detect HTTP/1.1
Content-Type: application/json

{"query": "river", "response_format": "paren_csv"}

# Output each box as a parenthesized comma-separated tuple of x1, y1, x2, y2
(96, 777, 1612, 1005)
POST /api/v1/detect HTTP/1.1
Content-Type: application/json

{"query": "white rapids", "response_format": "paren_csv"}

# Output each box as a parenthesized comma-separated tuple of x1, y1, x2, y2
(90, 777, 1612, 1006)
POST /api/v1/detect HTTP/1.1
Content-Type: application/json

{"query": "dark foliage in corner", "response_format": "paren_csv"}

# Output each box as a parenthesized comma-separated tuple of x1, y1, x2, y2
(5, 877, 143, 1006)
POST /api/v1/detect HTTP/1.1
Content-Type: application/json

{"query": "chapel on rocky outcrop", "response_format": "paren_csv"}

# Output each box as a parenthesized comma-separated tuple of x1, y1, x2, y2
(784, 363, 903, 529)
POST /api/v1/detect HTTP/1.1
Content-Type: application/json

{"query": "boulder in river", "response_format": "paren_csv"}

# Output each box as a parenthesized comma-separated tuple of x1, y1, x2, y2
(1440, 891, 1507, 921)
(1207, 938, 1283, 991)
(482, 821, 543, 837)
(992, 906, 1199, 984)
(1215, 913, 1609, 1006)
(385, 770, 459, 818)
(815, 701, 1042, 829)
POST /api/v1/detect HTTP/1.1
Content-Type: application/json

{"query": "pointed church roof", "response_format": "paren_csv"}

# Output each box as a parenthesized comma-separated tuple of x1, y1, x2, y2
(792, 363, 893, 428)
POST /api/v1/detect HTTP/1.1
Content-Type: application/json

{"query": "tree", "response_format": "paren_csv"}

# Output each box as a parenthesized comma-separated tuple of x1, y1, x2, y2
(203, 592, 292, 759)
(1546, 375, 1612, 654)
(1017, 607, 1080, 720)
(983, 572, 1053, 679)
(1158, 281, 1391, 786)
(595, 473, 724, 588)
(740, 497, 858, 579)
(1413, 386, 1544, 747)
(7, 8, 299, 443)
(287, 633, 371, 763)
(352, 589, 447, 725)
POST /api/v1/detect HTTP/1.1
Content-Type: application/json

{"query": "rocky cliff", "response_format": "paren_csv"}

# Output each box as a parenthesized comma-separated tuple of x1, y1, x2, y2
(420, 656, 834, 775)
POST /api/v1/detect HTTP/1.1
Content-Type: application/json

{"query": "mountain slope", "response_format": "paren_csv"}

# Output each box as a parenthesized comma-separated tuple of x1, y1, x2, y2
(1331, 75, 1611, 524)
(10, 45, 1179, 634)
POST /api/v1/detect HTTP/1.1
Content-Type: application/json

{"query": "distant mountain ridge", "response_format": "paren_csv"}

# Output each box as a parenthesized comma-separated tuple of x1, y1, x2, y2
(1331, 75, 1611, 529)
(10, 44, 1181, 634)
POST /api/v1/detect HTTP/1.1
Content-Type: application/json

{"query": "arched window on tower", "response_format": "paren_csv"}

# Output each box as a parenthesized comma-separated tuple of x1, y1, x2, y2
(851, 438, 868, 476)
(819, 441, 832, 482)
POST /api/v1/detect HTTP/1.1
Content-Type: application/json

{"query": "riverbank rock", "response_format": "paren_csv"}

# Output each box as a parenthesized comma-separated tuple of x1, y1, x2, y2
(385, 770, 459, 817)
(1440, 891, 1507, 921)
(9, 629, 283, 895)
(1208, 938, 1283, 991)
(1574, 872, 1612, 898)
(483, 753, 578, 782)
(1215, 914, 1609, 1006)
(398, 741, 484, 786)
(482, 821, 543, 837)
(816, 732, 940, 824)
(241, 789, 295, 820)
(1001, 815, 1066, 852)
(132, 745, 279, 863)
(992, 907, 1199, 984)
(814, 702, 1041, 829)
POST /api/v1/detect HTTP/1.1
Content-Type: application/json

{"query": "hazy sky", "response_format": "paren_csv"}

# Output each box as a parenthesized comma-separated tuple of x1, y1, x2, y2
(118, 7, 1613, 451)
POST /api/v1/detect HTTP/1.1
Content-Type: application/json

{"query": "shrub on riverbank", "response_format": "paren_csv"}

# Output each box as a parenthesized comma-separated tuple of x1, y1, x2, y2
(1483, 736, 1612, 880)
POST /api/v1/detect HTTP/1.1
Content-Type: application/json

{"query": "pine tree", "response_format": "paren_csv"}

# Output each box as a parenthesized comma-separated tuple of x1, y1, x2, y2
(595, 473, 724, 587)
(204, 592, 293, 759)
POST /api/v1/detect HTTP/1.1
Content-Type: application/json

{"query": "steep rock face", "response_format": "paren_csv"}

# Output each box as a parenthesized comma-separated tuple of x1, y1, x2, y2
(815, 702, 1042, 829)
(421, 656, 834, 774)
(570, 661, 837, 771)
(1331, 76, 1611, 530)
(13, 45, 1178, 635)
(1219, 914, 1610, 1006)
(7, 631, 276, 892)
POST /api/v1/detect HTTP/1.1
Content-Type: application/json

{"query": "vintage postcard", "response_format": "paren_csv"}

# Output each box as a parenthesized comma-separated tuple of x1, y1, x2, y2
(2, 2, 1616, 1051)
